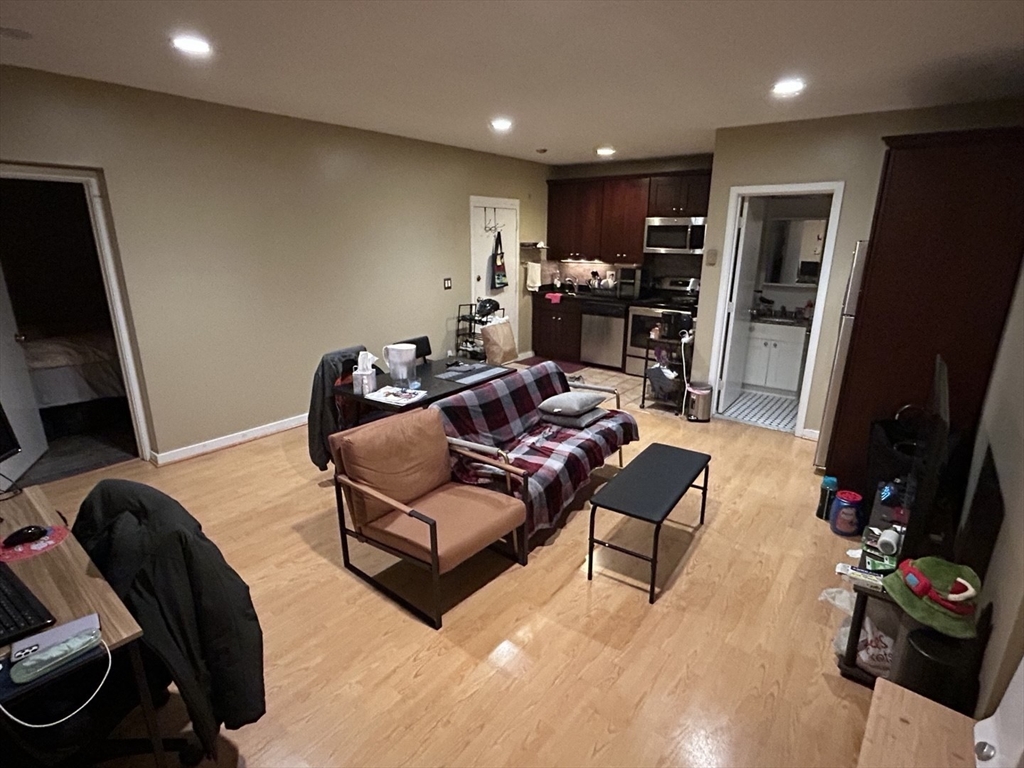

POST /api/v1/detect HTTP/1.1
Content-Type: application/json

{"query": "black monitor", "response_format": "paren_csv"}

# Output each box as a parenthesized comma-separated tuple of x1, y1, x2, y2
(0, 402, 20, 464)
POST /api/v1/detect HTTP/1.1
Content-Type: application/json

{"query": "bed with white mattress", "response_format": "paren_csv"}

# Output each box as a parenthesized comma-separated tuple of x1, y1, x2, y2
(21, 331, 126, 408)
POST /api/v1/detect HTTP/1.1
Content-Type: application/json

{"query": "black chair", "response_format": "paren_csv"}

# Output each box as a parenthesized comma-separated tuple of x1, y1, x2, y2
(394, 335, 432, 364)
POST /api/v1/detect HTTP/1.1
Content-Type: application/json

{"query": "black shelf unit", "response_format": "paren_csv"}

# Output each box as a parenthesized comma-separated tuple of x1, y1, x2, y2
(455, 304, 505, 361)
(639, 336, 688, 416)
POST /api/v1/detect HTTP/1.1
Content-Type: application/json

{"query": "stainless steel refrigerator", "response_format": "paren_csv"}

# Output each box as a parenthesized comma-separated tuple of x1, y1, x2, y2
(814, 240, 869, 470)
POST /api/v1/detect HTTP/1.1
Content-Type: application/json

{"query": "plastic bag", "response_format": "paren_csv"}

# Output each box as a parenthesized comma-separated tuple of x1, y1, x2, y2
(820, 588, 894, 677)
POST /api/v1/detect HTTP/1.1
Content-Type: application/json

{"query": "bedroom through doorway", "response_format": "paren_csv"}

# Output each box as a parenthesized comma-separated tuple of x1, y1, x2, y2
(0, 177, 138, 486)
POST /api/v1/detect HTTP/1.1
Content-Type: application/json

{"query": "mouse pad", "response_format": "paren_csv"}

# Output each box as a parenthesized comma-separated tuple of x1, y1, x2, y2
(0, 526, 70, 563)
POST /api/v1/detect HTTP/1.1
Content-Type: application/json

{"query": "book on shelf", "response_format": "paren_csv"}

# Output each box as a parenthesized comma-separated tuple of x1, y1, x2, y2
(362, 386, 428, 406)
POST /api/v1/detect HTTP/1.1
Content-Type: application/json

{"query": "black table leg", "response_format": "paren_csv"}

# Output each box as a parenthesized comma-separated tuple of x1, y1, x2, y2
(130, 642, 168, 768)
(649, 522, 662, 604)
(844, 592, 869, 669)
(587, 504, 597, 580)
(699, 464, 709, 525)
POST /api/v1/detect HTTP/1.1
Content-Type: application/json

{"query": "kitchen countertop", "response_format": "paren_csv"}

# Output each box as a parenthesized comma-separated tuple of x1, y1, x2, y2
(532, 286, 633, 305)
(750, 317, 810, 329)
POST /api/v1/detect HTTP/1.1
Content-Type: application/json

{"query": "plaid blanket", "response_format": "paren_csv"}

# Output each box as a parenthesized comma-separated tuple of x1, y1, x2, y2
(430, 362, 639, 536)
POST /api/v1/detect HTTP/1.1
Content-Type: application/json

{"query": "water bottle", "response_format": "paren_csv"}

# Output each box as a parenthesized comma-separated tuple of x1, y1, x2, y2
(816, 475, 838, 520)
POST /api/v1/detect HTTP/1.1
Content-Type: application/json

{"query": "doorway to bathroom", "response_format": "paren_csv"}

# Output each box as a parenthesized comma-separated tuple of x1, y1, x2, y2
(708, 182, 844, 436)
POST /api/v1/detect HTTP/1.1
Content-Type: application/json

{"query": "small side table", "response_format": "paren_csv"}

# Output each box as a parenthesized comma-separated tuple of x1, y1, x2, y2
(587, 443, 710, 603)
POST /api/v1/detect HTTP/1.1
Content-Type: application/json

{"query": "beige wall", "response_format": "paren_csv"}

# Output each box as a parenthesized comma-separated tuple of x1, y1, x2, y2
(0, 66, 547, 454)
(696, 100, 1024, 433)
(969, 266, 1024, 717)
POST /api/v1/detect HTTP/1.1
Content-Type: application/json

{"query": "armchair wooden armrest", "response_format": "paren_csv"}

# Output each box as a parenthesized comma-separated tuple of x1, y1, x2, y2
(449, 445, 528, 496)
(449, 446, 527, 477)
(335, 473, 435, 524)
(569, 382, 621, 409)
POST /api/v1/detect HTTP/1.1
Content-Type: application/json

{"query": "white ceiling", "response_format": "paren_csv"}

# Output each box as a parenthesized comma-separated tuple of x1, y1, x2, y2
(1, 0, 1021, 165)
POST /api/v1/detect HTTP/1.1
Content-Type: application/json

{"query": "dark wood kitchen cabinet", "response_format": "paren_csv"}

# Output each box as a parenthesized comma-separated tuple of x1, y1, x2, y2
(648, 172, 711, 217)
(532, 295, 581, 362)
(547, 180, 603, 260)
(600, 177, 649, 263)
(825, 127, 1024, 498)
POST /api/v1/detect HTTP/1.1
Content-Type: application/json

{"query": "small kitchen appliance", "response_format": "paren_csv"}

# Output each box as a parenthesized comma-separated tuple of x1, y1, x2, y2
(644, 217, 706, 255)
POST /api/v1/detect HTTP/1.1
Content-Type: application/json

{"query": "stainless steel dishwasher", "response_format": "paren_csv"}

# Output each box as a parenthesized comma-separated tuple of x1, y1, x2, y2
(580, 301, 627, 369)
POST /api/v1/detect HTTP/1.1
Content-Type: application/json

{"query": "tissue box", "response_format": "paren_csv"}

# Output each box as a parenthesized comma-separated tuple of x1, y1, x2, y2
(352, 370, 376, 395)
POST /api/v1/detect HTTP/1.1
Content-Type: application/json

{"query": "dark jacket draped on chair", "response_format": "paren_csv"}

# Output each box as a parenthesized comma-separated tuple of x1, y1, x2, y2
(308, 345, 367, 470)
(72, 480, 265, 757)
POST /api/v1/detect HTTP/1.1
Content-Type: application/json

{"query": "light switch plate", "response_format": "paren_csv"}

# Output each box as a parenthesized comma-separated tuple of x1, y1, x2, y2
(705, 248, 718, 266)
(443, 277, 452, 290)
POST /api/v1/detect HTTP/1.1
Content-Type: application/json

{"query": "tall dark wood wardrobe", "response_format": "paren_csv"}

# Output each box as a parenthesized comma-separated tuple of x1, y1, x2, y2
(825, 127, 1024, 497)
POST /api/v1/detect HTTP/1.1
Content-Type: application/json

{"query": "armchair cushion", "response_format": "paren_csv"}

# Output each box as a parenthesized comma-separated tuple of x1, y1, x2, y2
(336, 409, 451, 528)
(363, 483, 526, 573)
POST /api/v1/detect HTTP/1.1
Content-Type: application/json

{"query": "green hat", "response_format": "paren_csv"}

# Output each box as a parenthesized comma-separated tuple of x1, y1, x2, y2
(882, 557, 981, 639)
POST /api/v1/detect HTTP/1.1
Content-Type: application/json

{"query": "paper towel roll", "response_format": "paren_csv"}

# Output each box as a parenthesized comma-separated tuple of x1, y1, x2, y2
(525, 262, 542, 291)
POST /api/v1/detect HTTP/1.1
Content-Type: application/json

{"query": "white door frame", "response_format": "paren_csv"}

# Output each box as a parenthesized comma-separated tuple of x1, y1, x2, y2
(708, 181, 845, 440)
(1, 162, 152, 461)
(469, 195, 520, 339)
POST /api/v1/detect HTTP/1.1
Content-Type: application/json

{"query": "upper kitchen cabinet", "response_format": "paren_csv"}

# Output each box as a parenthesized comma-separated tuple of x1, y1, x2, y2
(600, 177, 649, 263)
(547, 180, 604, 259)
(648, 172, 711, 217)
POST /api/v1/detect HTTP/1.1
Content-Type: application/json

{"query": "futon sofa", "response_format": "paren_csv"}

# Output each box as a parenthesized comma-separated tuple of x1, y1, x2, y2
(430, 361, 639, 537)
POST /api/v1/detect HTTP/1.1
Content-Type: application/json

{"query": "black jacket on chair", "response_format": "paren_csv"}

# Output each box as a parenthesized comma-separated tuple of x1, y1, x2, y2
(308, 344, 367, 470)
(72, 480, 265, 756)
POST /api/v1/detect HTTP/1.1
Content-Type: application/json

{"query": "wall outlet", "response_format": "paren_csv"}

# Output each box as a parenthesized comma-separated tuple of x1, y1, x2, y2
(443, 277, 452, 290)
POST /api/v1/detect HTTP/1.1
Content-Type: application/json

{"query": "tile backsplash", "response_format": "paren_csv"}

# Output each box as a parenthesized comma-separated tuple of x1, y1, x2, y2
(540, 260, 618, 285)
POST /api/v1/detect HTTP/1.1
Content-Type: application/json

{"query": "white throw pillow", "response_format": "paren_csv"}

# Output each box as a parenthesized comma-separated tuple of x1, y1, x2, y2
(538, 391, 606, 416)
(540, 408, 609, 429)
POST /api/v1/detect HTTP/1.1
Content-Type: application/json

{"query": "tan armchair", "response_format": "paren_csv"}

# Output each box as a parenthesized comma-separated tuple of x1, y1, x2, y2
(329, 408, 527, 629)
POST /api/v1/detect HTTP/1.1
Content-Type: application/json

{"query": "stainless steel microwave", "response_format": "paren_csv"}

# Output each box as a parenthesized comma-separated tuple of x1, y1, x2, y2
(643, 217, 706, 255)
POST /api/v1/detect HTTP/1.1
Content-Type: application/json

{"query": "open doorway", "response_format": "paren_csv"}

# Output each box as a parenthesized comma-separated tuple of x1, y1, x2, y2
(709, 183, 844, 436)
(0, 175, 143, 486)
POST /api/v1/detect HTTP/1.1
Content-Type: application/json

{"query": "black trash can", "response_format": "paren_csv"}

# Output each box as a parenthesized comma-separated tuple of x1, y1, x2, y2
(889, 626, 980, 715)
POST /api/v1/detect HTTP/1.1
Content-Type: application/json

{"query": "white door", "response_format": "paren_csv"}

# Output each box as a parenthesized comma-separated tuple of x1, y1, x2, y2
(717, 197, 766, 412)
(0, 261, 47, 488)
(470, 200, 519, 347)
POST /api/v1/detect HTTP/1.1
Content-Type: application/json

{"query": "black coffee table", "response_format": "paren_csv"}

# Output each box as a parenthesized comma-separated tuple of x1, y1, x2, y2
(587, 443, 711, 603)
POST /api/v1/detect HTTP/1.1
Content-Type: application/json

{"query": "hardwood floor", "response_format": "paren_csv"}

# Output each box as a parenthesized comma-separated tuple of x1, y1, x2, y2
(41, 380, 871, 767)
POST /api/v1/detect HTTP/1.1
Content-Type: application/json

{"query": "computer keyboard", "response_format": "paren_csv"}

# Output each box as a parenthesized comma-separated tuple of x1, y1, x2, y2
(0, 562, 55, 646)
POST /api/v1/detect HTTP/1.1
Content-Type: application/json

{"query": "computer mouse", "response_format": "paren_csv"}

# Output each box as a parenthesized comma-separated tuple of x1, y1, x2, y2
(3, 525, 48, 548)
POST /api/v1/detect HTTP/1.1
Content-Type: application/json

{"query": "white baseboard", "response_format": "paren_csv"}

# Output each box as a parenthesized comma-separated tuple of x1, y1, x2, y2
(796, 428, 820, 442)
(517, 349, 535, 360)
(151, 413, 308, 466)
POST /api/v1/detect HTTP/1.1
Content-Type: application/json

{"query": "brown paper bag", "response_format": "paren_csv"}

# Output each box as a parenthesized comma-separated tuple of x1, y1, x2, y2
(481, 321, 517, 364)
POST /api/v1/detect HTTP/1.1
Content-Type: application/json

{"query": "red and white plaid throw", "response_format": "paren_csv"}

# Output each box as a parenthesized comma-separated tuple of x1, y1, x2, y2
(430, 362, 639, 536)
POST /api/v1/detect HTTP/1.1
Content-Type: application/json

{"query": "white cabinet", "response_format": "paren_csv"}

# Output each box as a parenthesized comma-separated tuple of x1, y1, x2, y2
(766, 340, 804, 391)
(742, 323, 807, 393)
(743, 337, 772, 386)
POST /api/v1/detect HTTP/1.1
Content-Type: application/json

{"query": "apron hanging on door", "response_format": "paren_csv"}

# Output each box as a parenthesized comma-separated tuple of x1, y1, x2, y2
(490, 230, 508, 290)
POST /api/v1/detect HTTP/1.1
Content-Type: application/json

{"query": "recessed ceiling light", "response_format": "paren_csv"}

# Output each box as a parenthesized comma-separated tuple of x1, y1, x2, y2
(172, 34, 212, 56)
(595, 146, 616, 157)
(490, 117, 513, 133)
(772, 77, 805, 98)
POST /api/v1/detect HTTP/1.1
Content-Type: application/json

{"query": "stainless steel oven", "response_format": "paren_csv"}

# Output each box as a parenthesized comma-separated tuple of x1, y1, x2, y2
(625, 305, 695, 376)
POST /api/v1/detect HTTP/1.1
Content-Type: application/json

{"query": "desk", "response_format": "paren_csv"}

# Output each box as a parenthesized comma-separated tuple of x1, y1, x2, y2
(858, 678, 976, 768)
(334, 359, 512, 414)
(0, 487, 167, 766)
